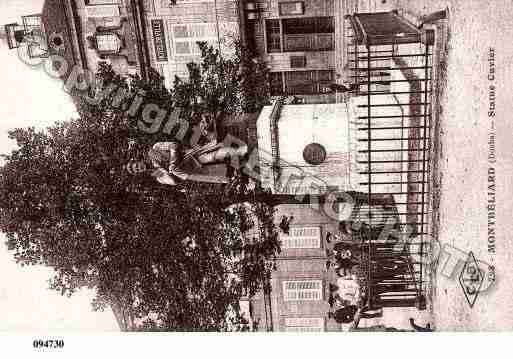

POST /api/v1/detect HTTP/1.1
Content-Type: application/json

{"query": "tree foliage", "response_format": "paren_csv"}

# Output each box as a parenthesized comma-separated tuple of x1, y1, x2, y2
(0, 43, 278, 331)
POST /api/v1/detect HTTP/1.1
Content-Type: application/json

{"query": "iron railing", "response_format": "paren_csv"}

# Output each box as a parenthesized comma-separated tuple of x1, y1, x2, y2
(269, 98, 284, 188)
(345, 11, 435, 310)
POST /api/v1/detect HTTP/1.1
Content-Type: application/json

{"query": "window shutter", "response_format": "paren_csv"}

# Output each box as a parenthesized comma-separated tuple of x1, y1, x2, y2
(280, 226, 321, 249)
(282, 280, 322, 301)
(285, 317, 324, 332)
(171, 23, 231, 58)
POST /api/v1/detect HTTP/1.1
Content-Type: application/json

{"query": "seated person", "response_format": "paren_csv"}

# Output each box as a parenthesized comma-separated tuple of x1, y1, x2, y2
(125, 116, 248, 185)
(125, 141, 247, 186)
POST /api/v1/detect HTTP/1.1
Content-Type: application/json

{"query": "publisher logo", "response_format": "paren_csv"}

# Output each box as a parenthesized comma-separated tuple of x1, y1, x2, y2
(459, 251, 484, 308)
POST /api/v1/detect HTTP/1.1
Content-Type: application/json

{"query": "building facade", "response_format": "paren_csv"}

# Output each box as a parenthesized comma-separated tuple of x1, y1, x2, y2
(241, 0, 340, 103)
(249, 201, 346, 332)
(5, 0, 398, 86)
(240, 0, 396, 103)
(5, 1, 149, 79)
(5, 0, 242, 88)
(141, 0, 242, 88)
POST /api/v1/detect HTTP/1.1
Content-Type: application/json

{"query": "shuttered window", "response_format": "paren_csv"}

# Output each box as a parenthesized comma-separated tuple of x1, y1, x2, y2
(284, 317, 324, 332)
(22, 15, 42, 27)
(172, 23, 216, 56)
(282, 280, 322, 301)
(173, 25, 189, 38)
(280, 226, 321, 249)
(96, 33, 120, 52)
(170, 22, 237, 58)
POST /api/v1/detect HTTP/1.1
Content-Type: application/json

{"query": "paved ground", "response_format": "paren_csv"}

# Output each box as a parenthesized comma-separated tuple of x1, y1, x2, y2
(393, 0, 513, 330)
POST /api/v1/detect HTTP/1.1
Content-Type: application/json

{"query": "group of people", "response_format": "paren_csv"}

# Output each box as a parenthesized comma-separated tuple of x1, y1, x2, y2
(326, 234, 384, 327)
(325, 216, 415, 328)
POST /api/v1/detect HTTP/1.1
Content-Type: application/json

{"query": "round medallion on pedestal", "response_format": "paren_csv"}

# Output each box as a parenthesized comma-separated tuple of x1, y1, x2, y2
(303, 143, 327, 165)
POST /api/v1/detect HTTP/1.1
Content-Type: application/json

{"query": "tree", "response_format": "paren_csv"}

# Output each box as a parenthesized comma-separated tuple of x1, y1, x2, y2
(172, 41, 270, 131)
(0, 43, 278, 331)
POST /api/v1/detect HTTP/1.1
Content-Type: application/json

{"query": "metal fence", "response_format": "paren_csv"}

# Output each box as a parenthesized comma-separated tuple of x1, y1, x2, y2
(345, 11, 435, 310)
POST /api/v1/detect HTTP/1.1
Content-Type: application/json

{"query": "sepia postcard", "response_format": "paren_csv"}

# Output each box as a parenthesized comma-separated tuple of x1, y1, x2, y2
(0, 0, 512, 350)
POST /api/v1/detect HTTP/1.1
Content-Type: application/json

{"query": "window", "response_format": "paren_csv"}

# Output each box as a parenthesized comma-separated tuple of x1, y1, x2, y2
(284, 317, 324, 332)
(280, 226, 321, 249)
(290, 55, 306, 68)
(171, 22, 232, 57)
(22, 15, 42, 28)
(282, 280, 322, 301)
(96, 33, 120, 52)
(85, 4, 120, 18)
(270, 72, 284, 96)
(279, 2, 305, 16)
(270, 70, 334, 95)
(282, 17, 334, 35)
(265, 19, 281, 53)
(287, 70, 334, 95)
(173, 25, 189, 38)
(175, 41, 191, 55)
(268, 17, 334, 52)
(287, 73, 311, 93)
(316, 70, 333, 81)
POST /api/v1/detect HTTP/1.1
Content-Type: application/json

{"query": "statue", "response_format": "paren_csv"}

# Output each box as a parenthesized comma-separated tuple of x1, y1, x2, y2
(125, 118, 248, 185)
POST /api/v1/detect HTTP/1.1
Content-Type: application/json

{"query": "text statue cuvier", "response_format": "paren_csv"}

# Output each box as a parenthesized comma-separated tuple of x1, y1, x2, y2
(151, 19, 168, 62)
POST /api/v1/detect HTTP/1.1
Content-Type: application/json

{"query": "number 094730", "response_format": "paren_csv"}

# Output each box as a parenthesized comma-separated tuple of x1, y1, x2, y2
(33, 339, 64, 349)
